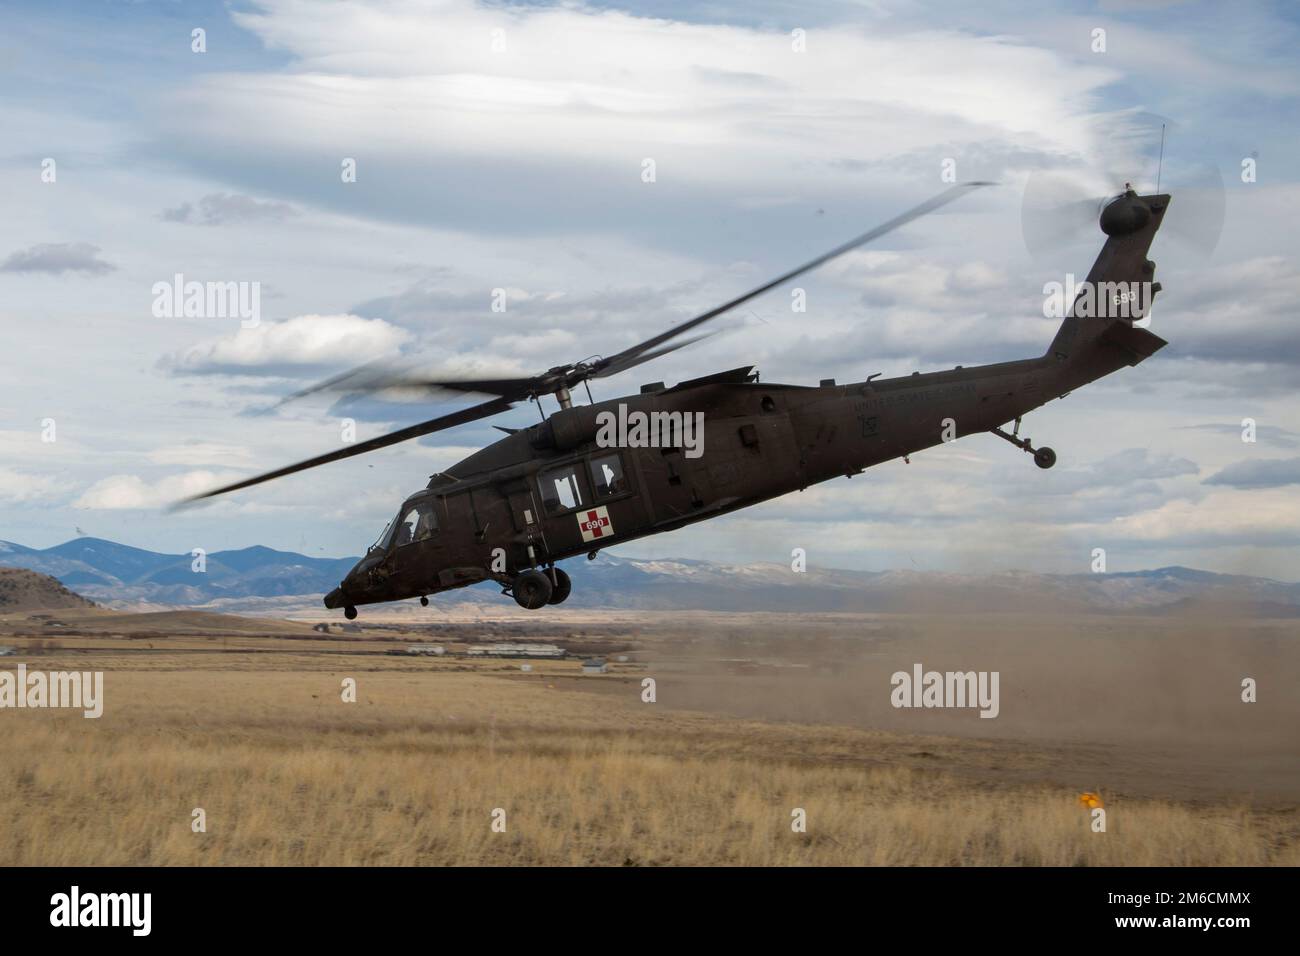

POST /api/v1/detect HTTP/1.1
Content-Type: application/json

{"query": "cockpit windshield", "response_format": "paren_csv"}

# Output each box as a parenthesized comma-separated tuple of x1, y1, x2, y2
(368, 519, 394, 553)
(369, 498, 439, 553)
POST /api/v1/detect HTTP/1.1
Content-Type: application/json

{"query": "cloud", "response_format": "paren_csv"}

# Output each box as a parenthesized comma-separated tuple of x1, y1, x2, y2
(161, 314, 411, 376)
(161, 192, 298, 226)
(1103, 489, 1300, 548)
(0, 242, 115, 275)
(345, 279, 726, 384)
(0, 467, 75, 504)
(769, 444, 1201, 529)
(73, 471, 244, 510)
(1204, 457, 1300, 489)
(1077, 447, 1200, 484)
(216, 0, 1113, 180)
(144, 0, 1120, 239)
(1178, 423, 1300, 449)
(1168, 254, 1300, 367)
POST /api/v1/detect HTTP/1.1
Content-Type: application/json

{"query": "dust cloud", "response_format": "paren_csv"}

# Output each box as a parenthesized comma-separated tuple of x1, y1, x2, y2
(612, 602, 1299, 805)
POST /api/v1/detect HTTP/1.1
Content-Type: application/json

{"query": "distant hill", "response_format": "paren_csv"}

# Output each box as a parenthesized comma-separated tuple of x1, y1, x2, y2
(0, 538, 356, 606)
(1, 537, 1297, 616)
(0, 567, 96, 610)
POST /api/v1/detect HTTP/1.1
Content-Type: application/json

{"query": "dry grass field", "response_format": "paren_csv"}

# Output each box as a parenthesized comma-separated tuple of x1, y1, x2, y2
(1, 608, 1297, 866)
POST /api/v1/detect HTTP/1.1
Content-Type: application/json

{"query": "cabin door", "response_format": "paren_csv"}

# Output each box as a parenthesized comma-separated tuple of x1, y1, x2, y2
(497, 477, 547, 569)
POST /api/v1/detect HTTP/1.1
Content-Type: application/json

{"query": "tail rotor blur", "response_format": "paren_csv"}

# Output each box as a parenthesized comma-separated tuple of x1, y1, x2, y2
(1021, 112, 1224, 261)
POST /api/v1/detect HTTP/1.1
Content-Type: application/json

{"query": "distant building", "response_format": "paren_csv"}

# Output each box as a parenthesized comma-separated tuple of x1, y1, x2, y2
(407, 644, 445, 656)
(312, 623, 330, 634)
(465, 643, 565, 659)
(581, 658, 608, 675)
(0, 647, 15, 657)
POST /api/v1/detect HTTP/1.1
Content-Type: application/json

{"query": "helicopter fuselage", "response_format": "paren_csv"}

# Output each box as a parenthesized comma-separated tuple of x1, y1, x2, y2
(323, 189, 1170, 615)
(326, 346, 1135, 612)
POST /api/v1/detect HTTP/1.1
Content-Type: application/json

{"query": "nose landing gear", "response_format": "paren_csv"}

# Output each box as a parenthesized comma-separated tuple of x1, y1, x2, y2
(990, 417, 1056, 469)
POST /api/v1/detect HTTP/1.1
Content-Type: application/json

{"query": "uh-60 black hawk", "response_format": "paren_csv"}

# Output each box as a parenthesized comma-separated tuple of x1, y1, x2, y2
(185, 181, 1173, 618)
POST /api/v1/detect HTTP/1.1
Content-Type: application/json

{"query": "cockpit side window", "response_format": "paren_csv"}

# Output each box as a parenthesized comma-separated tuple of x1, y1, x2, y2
(539, 463, 586, 515)
(392, 499, 439, 548)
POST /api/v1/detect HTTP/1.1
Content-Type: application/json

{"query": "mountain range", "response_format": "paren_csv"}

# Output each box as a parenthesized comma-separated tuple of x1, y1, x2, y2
(0, 538, 354, 608)
(2, 537, 1298, 616)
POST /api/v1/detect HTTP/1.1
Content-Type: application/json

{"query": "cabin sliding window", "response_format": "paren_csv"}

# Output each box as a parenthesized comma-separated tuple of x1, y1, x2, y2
(391, 499, 438, 548)
(540, 463, 585, 515)
(589, 452, 628, 498)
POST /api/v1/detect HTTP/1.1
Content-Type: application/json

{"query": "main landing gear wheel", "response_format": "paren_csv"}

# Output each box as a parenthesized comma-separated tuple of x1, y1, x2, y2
(512, 569, 553, 610)
(1034, 446, 1057, 469)
(547, 567, 572, 605)
(344, 605, 358, 620)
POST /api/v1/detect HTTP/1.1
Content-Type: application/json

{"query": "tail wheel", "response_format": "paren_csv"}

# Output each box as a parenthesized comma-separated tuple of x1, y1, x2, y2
(512, 569, 553, 610)
(547, 567, 572, 605)
(344, 605, 358, 620)
(1034, 446, 1057, 469)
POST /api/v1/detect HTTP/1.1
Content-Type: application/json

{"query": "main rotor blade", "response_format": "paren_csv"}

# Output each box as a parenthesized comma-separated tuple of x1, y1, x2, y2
(373, 376, 535, 399)
(177, 396, 515, 504)
(592, 330, 717, 380)
(280, 360, 534, 406)
(275, 358, 396, 407)
(593, 181, 994, 376)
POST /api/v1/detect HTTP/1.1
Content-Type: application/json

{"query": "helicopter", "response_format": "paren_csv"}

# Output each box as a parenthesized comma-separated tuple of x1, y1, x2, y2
(184, 181, 1172, 617)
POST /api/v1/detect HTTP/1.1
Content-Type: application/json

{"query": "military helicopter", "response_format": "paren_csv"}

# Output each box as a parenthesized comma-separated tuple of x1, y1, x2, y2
(185, 181, 1173, 617)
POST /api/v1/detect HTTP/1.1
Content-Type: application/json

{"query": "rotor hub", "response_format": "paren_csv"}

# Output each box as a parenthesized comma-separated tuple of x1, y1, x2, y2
(1100, 189, 1152, 237)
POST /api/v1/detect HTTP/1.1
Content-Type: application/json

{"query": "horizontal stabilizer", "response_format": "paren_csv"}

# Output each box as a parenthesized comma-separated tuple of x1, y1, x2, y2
(1100, 322, 1167, 366)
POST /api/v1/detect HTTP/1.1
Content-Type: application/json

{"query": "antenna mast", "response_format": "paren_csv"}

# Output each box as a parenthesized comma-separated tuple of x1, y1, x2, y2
(1156, 123, 1166, 193)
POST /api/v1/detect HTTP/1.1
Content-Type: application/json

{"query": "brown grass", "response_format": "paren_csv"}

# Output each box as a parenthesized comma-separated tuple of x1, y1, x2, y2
(2, 663, 1295, 866)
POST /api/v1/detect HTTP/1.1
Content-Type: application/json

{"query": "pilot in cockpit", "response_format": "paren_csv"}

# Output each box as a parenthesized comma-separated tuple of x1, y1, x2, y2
(392, 521, 413, 548)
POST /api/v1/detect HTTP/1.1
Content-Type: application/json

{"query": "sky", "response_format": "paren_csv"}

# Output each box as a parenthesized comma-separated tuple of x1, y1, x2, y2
(1, 0, 1298, 579)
